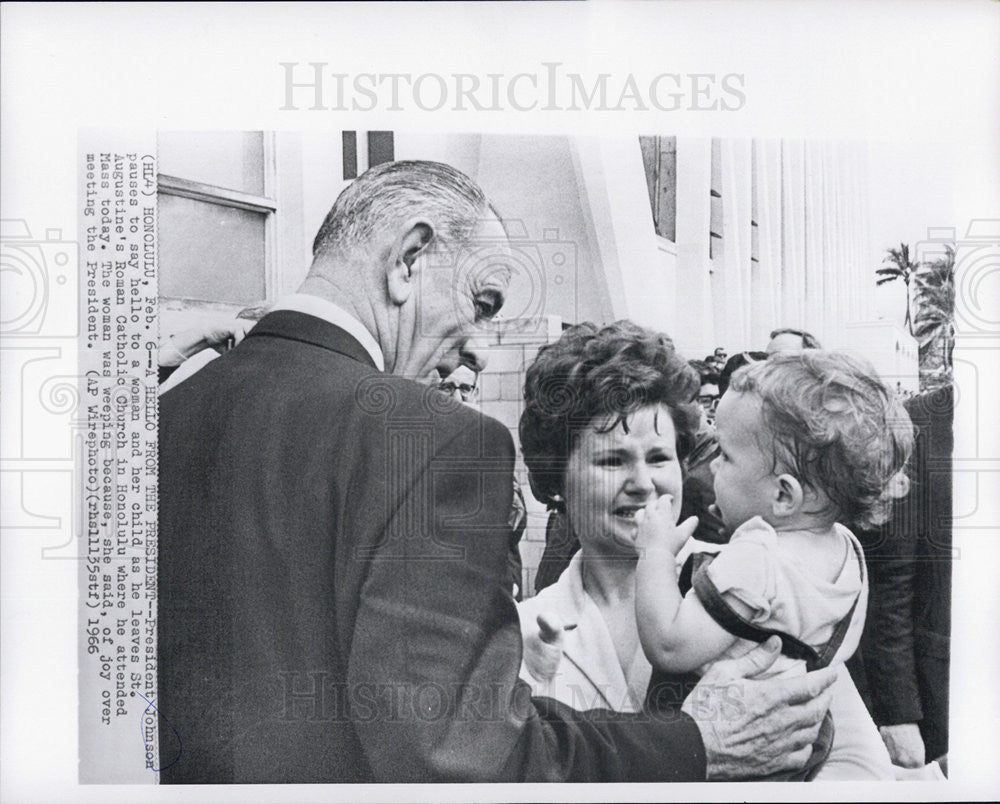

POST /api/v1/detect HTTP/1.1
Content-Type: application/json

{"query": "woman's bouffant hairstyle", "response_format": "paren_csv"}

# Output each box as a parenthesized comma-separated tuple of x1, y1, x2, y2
(519, 321, 701, 510)
(728, 350, 915, 529)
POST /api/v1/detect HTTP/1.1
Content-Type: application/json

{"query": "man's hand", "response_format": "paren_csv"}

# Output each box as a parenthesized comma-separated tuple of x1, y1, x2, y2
(201, 318, 254, 352)
(159, 319, 254, 368)
(879, 723, 925, 768)
(682, 637, 837, 780)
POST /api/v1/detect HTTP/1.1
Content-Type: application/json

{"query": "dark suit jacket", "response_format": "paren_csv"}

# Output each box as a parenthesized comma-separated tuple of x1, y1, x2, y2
(852, 385, 952, 761)
(157, 310, 706, 783)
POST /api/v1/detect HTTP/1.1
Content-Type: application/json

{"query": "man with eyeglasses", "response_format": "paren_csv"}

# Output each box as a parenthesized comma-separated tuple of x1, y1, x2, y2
(696, 375, 721, 426)
(438, 364, 480, 402)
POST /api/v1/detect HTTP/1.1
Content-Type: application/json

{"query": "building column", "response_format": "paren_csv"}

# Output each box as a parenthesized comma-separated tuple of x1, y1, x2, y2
(674, 137, 713, 356)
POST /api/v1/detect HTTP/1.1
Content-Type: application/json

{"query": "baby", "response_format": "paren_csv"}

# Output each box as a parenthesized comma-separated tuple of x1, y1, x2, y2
(635, 351, 913, 742)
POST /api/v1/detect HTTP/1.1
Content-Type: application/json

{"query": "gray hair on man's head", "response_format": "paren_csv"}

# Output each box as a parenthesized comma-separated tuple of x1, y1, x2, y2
(768, 327, 822, 350)
(312, 160, 494, 259)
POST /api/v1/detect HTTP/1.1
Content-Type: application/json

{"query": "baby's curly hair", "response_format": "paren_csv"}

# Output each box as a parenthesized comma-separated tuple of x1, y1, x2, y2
(519, 321, 701, 510)
(728, 351, 914, 529)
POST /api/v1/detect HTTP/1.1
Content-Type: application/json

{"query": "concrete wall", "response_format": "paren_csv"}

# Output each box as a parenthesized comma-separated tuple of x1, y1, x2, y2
(396, 132, 613, 330)
(473, 317, 562, 598)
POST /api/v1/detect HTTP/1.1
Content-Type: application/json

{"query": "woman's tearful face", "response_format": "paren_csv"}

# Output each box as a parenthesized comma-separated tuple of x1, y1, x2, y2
(563, 404, 684, 557)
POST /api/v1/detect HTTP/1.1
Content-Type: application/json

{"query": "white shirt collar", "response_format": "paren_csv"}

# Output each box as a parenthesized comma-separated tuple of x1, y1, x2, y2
(269, 294, 385, 371)
(537, 552, 651, 712)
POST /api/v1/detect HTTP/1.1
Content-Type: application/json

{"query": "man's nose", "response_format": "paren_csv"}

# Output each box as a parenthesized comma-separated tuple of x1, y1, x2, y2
(458, 335, 489, 373)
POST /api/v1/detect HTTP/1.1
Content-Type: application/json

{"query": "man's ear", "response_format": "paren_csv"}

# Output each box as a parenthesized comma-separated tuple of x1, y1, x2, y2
(386, 219, 435, 306)
(772, 473, 804, 519)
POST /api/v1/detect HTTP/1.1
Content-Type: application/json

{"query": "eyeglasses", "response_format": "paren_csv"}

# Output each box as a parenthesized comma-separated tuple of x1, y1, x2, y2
(439, 382, 478, 401)
(698, 394, 719, 409)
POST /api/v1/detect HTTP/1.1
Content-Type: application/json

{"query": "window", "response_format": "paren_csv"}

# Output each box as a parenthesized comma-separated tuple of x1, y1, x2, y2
(157, 131, 277, 308)
(341, 131, 395, 180)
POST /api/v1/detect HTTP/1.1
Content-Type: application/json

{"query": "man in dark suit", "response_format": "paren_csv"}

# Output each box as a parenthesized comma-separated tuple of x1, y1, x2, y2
(853, 384, 953, 771)
(158, 160, 834, 783)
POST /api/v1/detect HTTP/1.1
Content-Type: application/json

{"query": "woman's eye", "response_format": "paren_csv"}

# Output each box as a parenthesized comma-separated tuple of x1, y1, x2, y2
(648, 452, 672, 464)
(597, 456, 622, 468)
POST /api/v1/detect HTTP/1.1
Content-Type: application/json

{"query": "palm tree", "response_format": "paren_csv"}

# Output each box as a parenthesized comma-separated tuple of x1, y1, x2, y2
(912, 244, 956, 376)
(875, 243, 919, 336)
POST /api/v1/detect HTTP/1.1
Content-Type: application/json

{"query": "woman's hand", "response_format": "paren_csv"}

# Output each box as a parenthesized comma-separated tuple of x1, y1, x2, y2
(523, 612, 571, 683)
(635, 494, 696, 556)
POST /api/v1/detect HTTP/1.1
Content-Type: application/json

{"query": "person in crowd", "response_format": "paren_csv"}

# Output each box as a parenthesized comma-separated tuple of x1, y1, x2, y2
(718, 350, 770, 396)
(634, 351, 914, 779)
(517, 322, 892, 780)
(688, 359, 721, 429)
(679, 359, 726, 544)
(436, 363, 479, 403)
(531, 506, 575, 595)
(852, 384, 953, 776)
(532, 352, 730, 593)
(766, 327, 823, 353)
(435, 364, 527, 601)
(158, 160, 832, 783)
(157, 302, 270, 390)
(704, 347, 727, 374)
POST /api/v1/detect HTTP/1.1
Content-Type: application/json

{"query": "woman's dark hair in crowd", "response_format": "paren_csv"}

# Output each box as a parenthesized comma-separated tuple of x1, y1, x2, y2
(688, 359, 721, 387)
(519, 320, 701, 510)
(718, 351, 769, 395)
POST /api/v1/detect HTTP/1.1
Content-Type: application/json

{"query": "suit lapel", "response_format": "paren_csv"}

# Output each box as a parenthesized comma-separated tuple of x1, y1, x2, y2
(245, 310, 380, 370)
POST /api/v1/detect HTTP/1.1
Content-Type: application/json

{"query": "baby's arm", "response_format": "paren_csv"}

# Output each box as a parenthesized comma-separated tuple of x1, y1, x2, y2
(635, 499, 740, 674)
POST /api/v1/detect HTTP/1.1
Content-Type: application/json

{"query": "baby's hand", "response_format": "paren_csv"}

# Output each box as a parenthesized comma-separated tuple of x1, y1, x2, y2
(523, 612, 571, 682)
(635, 495, 697, 556)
